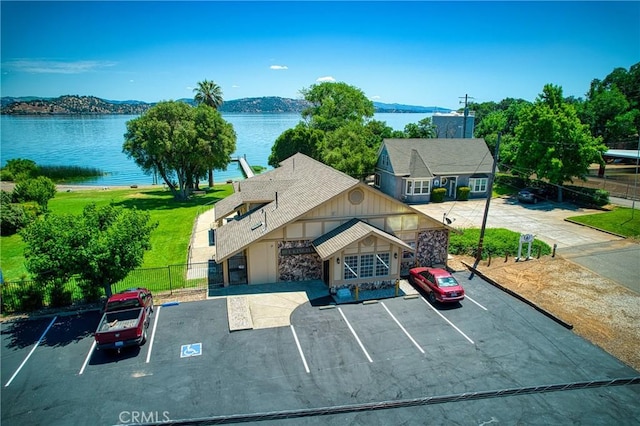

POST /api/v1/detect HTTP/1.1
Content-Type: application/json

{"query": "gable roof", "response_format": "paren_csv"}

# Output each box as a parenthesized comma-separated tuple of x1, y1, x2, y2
(312, 218, 414, 260)
(214, 153, 359, 261)
(382, 138, 493, 176)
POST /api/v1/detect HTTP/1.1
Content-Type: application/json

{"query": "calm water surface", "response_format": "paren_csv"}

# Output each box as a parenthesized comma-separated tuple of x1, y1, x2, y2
(0, 113, 430, 186)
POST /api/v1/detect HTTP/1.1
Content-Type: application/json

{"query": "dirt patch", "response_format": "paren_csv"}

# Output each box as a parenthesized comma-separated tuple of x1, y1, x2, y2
(450, 255, 640, 372)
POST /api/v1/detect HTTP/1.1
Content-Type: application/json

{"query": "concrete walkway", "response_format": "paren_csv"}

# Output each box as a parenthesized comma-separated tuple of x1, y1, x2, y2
(187, 207, 216, 281)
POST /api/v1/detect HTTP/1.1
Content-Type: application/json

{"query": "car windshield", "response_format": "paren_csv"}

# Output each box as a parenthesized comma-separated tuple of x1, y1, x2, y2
(437, 276, 459, 287)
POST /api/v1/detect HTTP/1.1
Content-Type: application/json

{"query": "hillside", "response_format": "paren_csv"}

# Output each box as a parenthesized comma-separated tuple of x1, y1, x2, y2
(1, 95, 449, 115)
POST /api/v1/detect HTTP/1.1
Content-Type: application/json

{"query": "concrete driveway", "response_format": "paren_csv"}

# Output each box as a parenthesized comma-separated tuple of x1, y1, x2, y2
(414, 197, 640, 293)
(415, 197, 621, 249)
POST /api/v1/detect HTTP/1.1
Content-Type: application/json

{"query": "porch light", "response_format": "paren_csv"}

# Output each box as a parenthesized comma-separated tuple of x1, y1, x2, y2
(336, 257, 340, 264)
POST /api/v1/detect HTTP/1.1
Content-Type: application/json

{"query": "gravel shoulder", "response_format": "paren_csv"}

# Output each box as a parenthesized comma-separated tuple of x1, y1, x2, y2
(449, 254, 640, 372)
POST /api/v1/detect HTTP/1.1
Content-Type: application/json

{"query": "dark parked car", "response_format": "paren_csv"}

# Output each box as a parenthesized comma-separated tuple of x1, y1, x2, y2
(517, 187, 547, 204)
(409, 267, 465, 304)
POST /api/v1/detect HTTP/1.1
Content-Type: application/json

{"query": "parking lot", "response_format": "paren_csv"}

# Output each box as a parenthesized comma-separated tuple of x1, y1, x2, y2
(2, 272, 639, 425)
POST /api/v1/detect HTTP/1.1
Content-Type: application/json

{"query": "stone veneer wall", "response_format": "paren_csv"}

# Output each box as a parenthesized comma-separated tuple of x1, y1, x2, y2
(278, 240, 322, 281)
(416, 229, 449, 266)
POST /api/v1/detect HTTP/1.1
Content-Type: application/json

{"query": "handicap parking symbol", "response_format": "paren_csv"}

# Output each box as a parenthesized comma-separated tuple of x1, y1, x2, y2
(180, 343, 202, 358)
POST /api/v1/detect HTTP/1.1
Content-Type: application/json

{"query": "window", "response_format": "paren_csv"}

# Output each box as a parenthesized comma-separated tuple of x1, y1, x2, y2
(402, 241, 416, 261)
(343, 255, 358, 280)
(360, 254, 374, 278)
(405, 179, 431, 195)
(375, 253, 390, 276)
(469, 178, 488, 193)
(374, 173, 381, 188)
(343, 253, 390, 280)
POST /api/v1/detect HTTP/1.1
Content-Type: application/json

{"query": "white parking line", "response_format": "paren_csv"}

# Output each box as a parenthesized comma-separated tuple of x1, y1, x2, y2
(338, 307, 373, 363)
(79, 340, 96, 375)
(290, 325, 310, 374)
(5, 316, 57, 387)
(465, 295, 488, 311)
(420, 298, 475, 344)
(146, 306, 161, 364)
(380, 302, 425, 354)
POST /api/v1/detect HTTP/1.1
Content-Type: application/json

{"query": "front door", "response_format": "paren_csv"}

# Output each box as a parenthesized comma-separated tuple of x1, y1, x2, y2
(323, 260, 330, 285)
(442, 176, 457, 199)
(228, 252, 248, 285)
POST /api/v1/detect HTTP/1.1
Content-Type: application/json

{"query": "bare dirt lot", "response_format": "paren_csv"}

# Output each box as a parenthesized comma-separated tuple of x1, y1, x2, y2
(449, 254, 640, 372)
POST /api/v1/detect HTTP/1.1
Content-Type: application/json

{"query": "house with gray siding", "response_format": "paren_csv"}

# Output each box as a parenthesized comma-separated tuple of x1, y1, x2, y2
(210, 153, 453, 290)
(374, 138, 494, 203)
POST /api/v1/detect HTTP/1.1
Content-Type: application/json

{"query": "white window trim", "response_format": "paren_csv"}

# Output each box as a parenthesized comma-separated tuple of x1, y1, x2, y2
(404, 178, 431, 195)
(469, 178, 488, 193)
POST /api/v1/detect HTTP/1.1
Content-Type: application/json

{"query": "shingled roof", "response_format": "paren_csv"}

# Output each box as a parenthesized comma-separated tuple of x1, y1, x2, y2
(383, 138, 493, 176)
(312, 218, 414, 260)
(214, 153, 359, 262)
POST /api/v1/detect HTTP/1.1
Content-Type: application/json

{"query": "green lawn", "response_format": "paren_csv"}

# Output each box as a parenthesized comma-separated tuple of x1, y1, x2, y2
(0, 184, 233, 282)
(567, 207, 640, 238)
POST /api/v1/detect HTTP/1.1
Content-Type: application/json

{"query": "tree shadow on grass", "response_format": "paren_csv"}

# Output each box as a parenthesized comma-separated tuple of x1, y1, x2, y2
(110, 188, 230, 212)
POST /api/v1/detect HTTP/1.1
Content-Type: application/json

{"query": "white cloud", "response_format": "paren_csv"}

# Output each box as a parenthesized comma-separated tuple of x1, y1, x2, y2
(370, 95, 381, 100)
(316, 76, 336, 82)
(232, 85, 240, 88)
(3, 59, 116, 74)
(270, 65, 288, 70)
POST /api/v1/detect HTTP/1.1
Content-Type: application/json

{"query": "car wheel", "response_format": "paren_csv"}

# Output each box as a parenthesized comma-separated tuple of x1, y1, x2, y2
(428, 292, 436, 304)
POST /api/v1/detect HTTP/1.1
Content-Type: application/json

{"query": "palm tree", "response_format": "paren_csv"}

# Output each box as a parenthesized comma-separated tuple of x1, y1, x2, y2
(194, 80, 224, 187)
(194, 80, 223, 109)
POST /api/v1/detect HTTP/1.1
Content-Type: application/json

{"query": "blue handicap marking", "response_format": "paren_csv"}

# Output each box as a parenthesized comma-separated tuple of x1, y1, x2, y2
(180, 343, 202, 358)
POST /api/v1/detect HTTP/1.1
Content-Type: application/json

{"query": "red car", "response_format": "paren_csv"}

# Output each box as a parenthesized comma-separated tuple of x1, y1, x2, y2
(409, 267, 465, 304)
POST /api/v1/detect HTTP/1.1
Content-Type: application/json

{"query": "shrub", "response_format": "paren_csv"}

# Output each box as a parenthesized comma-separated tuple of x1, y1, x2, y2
(0, 191, 28, 236)
(431, 187, 446, 203)
(48, 280, 73, 308)
(17, 281, 45, 311)
(456, 186, 470, 201)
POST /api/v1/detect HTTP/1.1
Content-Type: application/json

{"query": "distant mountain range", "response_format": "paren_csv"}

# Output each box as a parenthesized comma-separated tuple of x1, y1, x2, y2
(0, 95, 451, 115)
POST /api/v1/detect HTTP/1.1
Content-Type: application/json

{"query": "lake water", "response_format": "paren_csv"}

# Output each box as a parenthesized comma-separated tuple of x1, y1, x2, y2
(0, 113, 431, 186)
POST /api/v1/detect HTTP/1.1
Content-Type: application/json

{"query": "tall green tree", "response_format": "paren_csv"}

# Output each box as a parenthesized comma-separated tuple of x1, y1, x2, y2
(193, 79, 225, 186)
(21, 203, 157, 298)
(268, 123, 324, 167)
(321, 121, 378, 178)
(301, 81, 374, 132)
(123, 101, 236, 200)
(580, 85, 638, 148)
(77, 204, 158, 298)
(193, 79, 224, 109)
(403, 117, 436, 138)
(514, 84, 607, 201)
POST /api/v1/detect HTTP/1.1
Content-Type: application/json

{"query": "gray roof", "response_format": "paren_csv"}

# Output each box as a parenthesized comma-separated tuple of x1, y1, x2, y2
(383, 138, 493, 176)
(214, 180, 295, 220)
(214, 153, 359, 261)
(312, 218, 414, 260)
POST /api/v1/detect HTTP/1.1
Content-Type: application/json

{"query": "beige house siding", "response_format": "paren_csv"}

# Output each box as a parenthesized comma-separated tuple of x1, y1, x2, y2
(247, 241, 277, 284)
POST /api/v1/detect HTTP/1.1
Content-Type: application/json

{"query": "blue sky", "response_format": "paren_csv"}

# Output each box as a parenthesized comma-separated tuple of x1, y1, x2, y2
(1, 1, 638, 109)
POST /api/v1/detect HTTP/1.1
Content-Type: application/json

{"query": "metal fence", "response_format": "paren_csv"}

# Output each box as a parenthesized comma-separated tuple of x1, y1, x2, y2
(1, 261, 225, 314)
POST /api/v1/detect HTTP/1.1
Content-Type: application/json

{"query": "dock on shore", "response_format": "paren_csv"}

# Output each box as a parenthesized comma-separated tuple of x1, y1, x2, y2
(236, 156, 254, 178)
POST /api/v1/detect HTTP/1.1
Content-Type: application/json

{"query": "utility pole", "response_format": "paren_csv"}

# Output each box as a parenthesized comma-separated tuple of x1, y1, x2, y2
(473, 132, 501, 271)
(459, 94, 474, 138)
